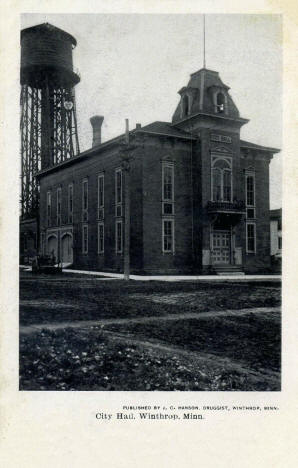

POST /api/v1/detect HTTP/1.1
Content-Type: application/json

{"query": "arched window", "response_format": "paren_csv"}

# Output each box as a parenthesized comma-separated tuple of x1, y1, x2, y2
(212, 158, 232, 202)
(216, 92, 225, 113)
(182, 94, 190, 116)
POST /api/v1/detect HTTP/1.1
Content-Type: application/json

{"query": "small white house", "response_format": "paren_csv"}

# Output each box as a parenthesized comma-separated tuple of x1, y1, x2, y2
(270, 209, 282, 258)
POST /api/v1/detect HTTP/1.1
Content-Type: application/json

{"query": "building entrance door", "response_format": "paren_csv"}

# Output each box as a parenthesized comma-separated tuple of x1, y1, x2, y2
(212, 231, 231, 264)
(47, 235, 58, 262)
(61, 234, 73, 263)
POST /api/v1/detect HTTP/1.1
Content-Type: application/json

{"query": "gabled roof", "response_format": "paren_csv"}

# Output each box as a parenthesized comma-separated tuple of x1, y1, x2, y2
(240, 140, 280, 154)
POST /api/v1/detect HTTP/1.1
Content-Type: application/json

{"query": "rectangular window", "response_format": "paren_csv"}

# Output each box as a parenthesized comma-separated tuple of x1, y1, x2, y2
(68, 184, 73, 224)
(82, 224, 88, 254)
(47, 191, 51, 227)
(98, 222, 104, 254)
(246, 223, 256, 253)
(162, 163, 174, 215)
(223, 170, 231, 202)
(115, 169, 122, 217)
(82, 179, 88, 222)
(40, 233, 45, 256)
(98, 174, 104, 219)
(278, 236, 282, 250)
(246, 174, 255, 207)
(163, 164, 174, 201)
(163, 219, 175, 253)
(57, 187, 61, 226)
(116, 220, 123, 253)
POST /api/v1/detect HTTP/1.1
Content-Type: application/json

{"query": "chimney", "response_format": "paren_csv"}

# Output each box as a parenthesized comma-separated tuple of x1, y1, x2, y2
(90, 115, 104, 147)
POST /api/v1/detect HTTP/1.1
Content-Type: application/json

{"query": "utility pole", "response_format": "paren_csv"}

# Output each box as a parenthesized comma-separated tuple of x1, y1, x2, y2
(121, 119, 134, 280)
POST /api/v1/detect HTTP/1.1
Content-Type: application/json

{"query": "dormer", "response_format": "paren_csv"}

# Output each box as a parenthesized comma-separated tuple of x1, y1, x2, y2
(208, 85, 229, 115)
(178, 86, 198, 119)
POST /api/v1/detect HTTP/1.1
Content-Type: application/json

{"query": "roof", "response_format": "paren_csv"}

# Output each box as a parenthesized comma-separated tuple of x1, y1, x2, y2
(137, 121, 196, 140)
(270, 208, 282, 218)
(36, 121, 196, 178)
(21, 23, 77, 47)
(240, 140, 280, 154)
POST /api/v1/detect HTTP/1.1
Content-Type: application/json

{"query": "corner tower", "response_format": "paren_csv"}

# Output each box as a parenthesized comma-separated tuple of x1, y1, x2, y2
(172, 68, 251, 273)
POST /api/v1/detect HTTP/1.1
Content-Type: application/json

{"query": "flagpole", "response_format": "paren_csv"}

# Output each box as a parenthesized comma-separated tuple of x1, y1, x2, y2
(203, 14, 206, 68)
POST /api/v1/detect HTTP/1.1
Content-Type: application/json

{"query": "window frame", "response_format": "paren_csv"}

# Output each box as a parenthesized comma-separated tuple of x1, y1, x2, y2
(162, 162, 174, 215)
(82, 224, 88, 254)
(246, 222, 256, 254)
(97, 221, 104, 254)
(82, 178, 88, 222)
(68, 184, 73, 224)
(115, 168, 123, 217)
(211, 156, 232, 202)
(162, 218, 175, 254)
(98, 173, 104, 220)
(115, 219, 123, 254)
(47, 191, 52, 227)
(245, 170, 256, 219)
(56, 187, 62, 226)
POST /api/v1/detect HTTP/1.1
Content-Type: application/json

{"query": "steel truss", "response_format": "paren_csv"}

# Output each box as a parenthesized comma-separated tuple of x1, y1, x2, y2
(20, 83, 80, 219)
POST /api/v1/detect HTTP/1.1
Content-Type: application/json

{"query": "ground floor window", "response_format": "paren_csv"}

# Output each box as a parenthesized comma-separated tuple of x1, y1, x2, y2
(98, 222, 104, 254)
(162, 219, 174, 253)
(116, 220, 123, 254)
(82, 224, 88, 254)
(246, 222, 256, 253)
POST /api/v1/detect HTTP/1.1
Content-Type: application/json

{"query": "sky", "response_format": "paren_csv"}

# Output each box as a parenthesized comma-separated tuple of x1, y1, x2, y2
(21, 13, 282, 208)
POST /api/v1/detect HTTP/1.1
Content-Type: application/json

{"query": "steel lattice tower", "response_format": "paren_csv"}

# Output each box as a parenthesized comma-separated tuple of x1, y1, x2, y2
(20, 23, 80, 219)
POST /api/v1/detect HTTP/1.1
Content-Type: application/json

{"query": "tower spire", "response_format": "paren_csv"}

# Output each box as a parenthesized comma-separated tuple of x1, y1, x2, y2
(203, 14, 206, 68)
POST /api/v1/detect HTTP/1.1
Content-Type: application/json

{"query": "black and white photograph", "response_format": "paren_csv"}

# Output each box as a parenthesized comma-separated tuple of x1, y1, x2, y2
(18, 13, 283, 392)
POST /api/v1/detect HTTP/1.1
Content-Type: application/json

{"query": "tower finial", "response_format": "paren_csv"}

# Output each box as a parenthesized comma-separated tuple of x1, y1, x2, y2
(203, 14, 206, 68)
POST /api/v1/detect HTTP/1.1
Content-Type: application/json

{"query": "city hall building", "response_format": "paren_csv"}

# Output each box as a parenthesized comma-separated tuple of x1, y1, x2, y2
(37, 67, 279, 274)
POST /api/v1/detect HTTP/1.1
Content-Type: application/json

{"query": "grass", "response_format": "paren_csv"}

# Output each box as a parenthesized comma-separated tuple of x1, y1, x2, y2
(19, 273, 281, 391)
(19, 326, 279, 391)
(105, 312, 281, 373)
(20, 273, 281, 326)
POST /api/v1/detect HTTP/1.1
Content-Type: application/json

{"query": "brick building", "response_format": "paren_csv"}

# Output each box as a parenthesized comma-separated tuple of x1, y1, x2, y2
(37, 68, 279, 274)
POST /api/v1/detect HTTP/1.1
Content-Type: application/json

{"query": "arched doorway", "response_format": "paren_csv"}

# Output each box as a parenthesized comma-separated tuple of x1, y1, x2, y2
(47, 235, 58, 262)
(61, 233, 73, 263)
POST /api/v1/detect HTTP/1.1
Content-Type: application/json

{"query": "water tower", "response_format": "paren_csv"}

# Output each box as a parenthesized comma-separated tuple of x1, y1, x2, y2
(20, 23, 80, 220)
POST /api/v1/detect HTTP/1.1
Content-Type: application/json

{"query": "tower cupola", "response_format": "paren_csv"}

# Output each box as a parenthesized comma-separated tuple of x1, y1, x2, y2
(172, 68, 242, 125)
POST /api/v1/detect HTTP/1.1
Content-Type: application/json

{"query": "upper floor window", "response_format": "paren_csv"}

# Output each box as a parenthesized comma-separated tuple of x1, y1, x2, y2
(245, 171, 255, 219)
(47, 191, 51, 227)
(98, 174, 104, 220)
(82, 178, 88, 222)
(56, 187, 61, 226)
(162, 162, 174, 215)
(115, 168, 122, 217)
(211, 158, 232, 202)
(68, 184, 73, 224)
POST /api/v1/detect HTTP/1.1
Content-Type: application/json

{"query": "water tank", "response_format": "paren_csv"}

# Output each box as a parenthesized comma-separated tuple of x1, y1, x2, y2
(21, 23, 80, 88)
